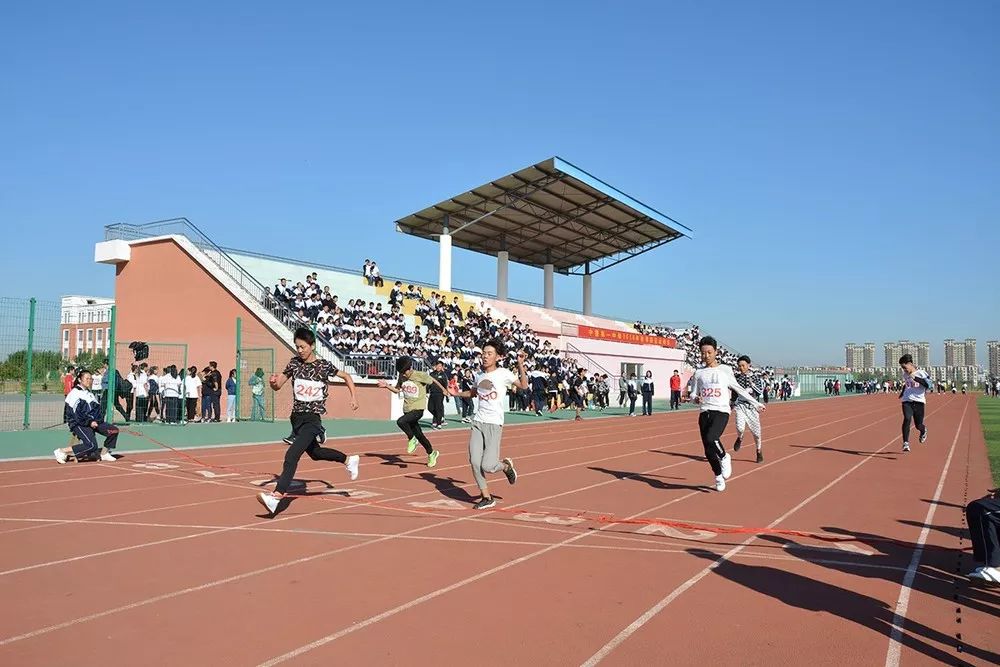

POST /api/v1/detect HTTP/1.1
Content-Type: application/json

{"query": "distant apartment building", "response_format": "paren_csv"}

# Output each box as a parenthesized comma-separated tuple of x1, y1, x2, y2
(845, 343, 863, 370)
(884, 342, 903, 368)
(60, 296, 114, 360)
(863, 343, 876, 370)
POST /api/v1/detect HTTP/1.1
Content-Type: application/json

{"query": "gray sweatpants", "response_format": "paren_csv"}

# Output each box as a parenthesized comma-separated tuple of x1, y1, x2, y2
(469, 421, 504, 491)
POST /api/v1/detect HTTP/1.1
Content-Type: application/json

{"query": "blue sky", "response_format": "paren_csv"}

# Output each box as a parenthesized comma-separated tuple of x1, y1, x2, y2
(2, 0, 997, 366)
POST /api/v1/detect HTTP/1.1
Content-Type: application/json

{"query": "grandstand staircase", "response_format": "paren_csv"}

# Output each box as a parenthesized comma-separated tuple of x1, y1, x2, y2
(104, 219, 357, 374)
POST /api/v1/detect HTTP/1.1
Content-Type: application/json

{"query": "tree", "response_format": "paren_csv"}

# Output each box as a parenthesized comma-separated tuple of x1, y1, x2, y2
(0, 349, 65, 381)
(73, 351, 109, 370)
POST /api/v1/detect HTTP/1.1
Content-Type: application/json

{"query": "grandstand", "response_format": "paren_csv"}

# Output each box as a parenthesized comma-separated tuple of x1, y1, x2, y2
(93, 158, 767, 420)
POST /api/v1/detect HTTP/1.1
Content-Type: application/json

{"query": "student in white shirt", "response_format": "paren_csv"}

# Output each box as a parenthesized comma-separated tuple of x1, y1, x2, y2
(683, 336, 765, 492)
(132, 363, 149, 423)
(898, 354, 929, 452)
(183, 366, 202, 423)
(449, 338, 528, 510)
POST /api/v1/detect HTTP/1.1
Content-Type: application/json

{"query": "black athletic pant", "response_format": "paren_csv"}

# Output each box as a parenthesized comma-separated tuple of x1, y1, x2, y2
(428, 392, 445, 425)
(532, 390, 546, 413)
(641, 392, 653, 415)
(396, 410, 433, 454)
(133, 396, 148, 423)
(209, 392, 221, 421)
(698, 410, 730, 476)
(670, 390, 681, 410)
(275, 413, 347, 494)
(966, 496, 1000, 567)
(901, 401, 926, 443)
(627, 393, 637, 415)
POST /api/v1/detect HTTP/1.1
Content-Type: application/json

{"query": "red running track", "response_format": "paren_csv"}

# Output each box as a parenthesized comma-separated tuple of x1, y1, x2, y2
(0, 394, 996, 666)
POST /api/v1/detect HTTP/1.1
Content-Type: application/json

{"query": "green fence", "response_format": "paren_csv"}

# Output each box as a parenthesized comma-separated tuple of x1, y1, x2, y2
(110, 341, 189, 424)
(238, 347, 275, 422)
(236, 316, 277, 422)
(0, 297, 65, 431)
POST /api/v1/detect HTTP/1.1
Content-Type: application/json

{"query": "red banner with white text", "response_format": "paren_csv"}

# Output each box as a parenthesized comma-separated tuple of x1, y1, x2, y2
(577, 326, 677, 348)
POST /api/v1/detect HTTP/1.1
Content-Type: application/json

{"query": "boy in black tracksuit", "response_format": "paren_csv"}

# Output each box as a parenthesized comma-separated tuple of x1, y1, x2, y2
(428, 360, 448, 428)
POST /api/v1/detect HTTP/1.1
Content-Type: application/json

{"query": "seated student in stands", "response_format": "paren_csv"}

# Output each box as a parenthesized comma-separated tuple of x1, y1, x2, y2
(389, 281, 403, 305)
(55, 369, 118, 464)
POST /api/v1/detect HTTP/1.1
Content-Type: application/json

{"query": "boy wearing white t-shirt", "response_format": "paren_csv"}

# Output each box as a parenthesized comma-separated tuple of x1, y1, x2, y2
(683, 336, 765, 492)
(898, 354, 929, 453)
(450, 338, 528, 509)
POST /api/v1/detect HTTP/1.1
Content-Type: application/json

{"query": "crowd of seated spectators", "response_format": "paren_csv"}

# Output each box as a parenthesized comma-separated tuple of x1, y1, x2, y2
(269, 269, 587, 385)
(634, 321, 776, 384)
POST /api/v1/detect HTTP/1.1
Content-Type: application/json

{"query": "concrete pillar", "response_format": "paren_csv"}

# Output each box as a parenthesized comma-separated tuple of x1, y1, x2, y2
(582, 268, 593, 315)
(496, 251, 509, 300)
(543, 263, 554, 309)
(439, 233, 452, 292)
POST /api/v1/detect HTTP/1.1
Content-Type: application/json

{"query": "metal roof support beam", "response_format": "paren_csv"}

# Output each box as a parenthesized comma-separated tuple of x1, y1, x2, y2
(583, 262, 593, 316)
(544, 250, 554, 309)
(567, 237, 679, 276)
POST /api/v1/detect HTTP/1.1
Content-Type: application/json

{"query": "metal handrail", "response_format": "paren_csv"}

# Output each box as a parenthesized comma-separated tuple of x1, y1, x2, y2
(564, 342, 619, 380)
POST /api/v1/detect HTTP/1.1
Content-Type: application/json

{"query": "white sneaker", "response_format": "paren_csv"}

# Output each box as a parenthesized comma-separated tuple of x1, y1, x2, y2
(54, 448, 68, 464)
(902, 442, 910, 452)
(100, 451, 116, 462)
(256, 492, 280, 515)
(715, 475, 726, 492)
(345, 454, 360, 481)
(720, 453, 733, 479)
(969, 566, 1000, 584)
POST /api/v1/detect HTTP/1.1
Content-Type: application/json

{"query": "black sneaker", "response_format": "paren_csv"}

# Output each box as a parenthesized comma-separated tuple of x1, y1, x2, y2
(733, 436, 742, 452)
(919, 428, 927, 444)
(473, 496, 496, 510)
(756, 449, 764, 464)
(502, 457, 517, 485)
(282, 433, 294, 446)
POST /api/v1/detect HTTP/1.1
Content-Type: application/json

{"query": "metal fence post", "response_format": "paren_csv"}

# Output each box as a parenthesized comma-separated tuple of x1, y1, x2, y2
(23, 298, 36, 429)
(105, 306, 117, 423)
(235, 317, 242, 421)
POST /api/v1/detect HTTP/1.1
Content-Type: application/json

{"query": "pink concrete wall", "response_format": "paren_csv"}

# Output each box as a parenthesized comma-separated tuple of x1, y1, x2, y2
(562, 336, 689, 398)
(114, 238, 391, 420)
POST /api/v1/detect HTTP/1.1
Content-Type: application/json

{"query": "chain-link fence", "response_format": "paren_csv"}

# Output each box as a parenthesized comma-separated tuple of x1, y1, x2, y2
(109, 341, 189, 424)
(238, 347, 275, 422)
(0, 297, 65, 431)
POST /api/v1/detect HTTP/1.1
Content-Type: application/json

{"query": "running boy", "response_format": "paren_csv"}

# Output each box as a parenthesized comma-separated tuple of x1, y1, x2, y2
(377, 356, 447, 468)
(449, 338, 528, 509)
(732, 355, 765, 463)
(257, 327, 360, 516)
(683, 336, 766, 491)
(899, 353, 929, 453)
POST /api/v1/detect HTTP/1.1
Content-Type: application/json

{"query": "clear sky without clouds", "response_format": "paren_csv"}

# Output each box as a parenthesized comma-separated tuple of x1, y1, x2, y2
(2, 1, 997, 367)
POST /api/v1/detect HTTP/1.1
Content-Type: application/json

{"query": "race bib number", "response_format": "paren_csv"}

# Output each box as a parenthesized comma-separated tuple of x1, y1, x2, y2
(401, 381, 419, 397)
(700, 387, 723, 398)
(293, 378, 325, 402)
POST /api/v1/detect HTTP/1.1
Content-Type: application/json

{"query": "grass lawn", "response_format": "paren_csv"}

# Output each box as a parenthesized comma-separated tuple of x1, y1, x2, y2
(976, 395, 1000, 486)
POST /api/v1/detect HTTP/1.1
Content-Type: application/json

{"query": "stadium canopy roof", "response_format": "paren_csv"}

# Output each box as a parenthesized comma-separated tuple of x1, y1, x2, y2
(394, 157, 693, 275)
